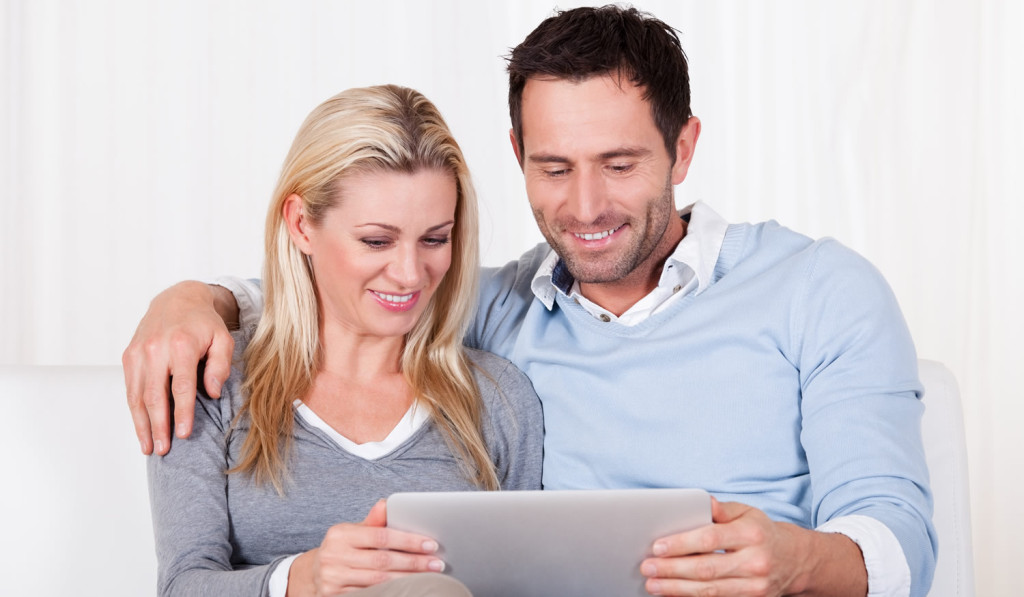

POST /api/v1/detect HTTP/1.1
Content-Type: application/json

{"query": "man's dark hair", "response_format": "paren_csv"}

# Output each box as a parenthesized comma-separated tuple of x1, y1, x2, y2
(506, 5, 692, 162)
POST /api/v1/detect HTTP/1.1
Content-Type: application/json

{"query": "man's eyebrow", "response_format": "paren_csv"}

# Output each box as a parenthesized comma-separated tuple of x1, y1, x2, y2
(598, 147, 651, 160)
(527, 153, 570, 164)
(526, 147, 652, 164)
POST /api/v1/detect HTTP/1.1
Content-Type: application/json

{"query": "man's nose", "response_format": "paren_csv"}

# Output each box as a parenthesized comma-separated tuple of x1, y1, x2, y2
(565, 168, 609, 224)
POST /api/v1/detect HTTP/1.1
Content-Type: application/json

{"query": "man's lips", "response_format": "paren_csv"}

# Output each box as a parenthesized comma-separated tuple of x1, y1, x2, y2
(570, 224, 625, 243)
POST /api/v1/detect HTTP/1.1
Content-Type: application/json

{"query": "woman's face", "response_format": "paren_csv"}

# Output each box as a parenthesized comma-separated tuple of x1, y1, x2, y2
(293, 168, 458, 340)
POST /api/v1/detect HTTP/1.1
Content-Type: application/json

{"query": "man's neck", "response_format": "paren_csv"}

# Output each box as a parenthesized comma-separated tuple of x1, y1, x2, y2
(578, 215, 688, 316)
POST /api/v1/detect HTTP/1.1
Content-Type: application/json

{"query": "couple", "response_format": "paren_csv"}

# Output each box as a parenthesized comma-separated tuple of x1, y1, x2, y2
(131, 6, 937, 597)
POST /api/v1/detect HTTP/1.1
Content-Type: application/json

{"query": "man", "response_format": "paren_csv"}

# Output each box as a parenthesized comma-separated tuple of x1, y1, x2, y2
(124, 6, 935, 596)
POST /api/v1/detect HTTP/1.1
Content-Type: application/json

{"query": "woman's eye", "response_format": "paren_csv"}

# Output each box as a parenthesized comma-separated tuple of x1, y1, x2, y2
(423, 236, 451, 247)
(361, 239, 392, 249)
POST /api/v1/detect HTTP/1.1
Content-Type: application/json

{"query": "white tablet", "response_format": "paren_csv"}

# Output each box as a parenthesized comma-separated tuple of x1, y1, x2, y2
(387, 488, 711, 597)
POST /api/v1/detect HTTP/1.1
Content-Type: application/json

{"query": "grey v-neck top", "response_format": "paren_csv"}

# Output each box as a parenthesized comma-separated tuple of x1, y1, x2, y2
(148, 346, 544, 596)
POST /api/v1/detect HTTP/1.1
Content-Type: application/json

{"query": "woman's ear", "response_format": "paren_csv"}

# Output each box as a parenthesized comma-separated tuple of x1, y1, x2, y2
(283, 194, 313, 254)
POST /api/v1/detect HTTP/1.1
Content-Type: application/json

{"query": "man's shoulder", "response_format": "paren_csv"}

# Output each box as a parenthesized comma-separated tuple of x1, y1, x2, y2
(735, 220, 871, 266)
(480, 242, 551, 290)
(473, 243, 551, 343)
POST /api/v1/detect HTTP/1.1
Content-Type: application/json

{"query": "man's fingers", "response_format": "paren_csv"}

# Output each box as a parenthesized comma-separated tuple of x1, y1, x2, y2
(123, 346, 153, 454)
(642, 551, 748, 584)
(143, 374, 172, 455)
(170, 375, 197, 440)
(202, 330, 234, 399)
(711, 498, 751, 523)
(644, 575, 763, 597)
(127, 391, 154, 455)
(652, 500, 760, 557)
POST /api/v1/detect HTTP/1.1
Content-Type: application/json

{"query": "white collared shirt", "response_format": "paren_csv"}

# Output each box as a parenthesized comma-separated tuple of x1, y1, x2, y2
(529, 201, 729, 325)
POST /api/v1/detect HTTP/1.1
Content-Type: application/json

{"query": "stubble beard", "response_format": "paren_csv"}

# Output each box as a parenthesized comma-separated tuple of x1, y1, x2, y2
(536, 180, 676, 285)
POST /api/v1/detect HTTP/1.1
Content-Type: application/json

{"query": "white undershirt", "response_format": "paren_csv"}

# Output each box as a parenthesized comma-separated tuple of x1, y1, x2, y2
(266, 401, 429, 596)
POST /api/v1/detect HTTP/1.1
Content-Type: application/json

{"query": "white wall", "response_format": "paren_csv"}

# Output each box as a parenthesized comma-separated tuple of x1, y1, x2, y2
(2, 1, 1020, 594)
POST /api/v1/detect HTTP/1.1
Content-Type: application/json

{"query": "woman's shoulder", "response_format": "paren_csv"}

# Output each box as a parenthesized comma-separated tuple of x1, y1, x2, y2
(465, 347, 522, 385)
(464, 348, 540, 414)
(193, 351, 248, 432)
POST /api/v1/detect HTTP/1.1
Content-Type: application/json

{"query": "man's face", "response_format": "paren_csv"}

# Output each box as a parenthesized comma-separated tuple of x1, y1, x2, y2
(516, 74, 693, 289)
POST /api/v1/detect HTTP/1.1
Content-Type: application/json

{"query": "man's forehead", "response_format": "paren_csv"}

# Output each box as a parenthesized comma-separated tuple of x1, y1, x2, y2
(520, 75, 661, 154)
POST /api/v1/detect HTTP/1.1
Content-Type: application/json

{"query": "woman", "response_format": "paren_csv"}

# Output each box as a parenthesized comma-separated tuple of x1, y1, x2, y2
(148, 85, 543, 597)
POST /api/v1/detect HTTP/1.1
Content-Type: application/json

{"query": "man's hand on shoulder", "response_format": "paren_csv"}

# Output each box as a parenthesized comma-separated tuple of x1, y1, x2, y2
(122, 281, 238, 456)
(641, 498, 867, 597)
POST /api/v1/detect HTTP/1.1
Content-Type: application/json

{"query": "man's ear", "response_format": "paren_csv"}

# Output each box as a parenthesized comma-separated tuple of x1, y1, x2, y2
(509, 128, 524, 169)
(670, 116, 701, 185)
(282, 194, 313, 254)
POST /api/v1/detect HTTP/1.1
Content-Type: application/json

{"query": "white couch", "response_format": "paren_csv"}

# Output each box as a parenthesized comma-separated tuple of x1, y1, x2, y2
(0, 361, 973, 596)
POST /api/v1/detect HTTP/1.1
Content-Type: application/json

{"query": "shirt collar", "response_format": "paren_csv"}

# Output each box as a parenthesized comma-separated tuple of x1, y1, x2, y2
(529, 201, 730, 310)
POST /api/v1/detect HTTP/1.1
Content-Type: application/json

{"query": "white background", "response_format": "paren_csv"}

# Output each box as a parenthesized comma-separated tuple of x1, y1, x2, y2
(1, 1, 1021, 594)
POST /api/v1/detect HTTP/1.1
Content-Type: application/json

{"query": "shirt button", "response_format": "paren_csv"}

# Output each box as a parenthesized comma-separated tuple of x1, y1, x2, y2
(599, 314, 611, 322)
(673, 285, 682, 293)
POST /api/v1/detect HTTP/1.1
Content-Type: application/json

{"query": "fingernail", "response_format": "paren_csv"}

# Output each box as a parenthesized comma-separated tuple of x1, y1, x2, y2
(652, 542, 667, 556)
(155, 439, 165, 453)
(140, 440, 148, 454)
(422, 540, 438, 552)
(641, 562, 656, 576)
(648, 580, 662, 595)
(208, 379, 221, 395)
(176, 423, 188, 438)
(428, 559, 445, 572)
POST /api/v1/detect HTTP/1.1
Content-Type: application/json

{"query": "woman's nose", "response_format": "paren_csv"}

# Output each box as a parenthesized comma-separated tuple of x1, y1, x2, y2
(386, 245, 423, 288)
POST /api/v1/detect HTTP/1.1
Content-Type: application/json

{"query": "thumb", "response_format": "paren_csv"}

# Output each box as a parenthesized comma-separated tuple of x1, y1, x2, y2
(711, 497, 750, 524)
(362, 499, 388, 527)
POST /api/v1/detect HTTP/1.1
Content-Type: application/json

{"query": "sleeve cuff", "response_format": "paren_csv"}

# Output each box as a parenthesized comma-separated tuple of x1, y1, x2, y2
(816, 514, 911, 597)
(209, 276, 264, 332)
(268, 553, 300, 597)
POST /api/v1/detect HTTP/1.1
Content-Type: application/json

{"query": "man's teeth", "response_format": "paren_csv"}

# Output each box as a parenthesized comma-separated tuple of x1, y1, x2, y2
(374, 291, 414, 303)
(574, 226, 621, 241)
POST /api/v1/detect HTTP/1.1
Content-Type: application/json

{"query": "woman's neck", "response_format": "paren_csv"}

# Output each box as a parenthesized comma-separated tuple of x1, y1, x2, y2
(301, 321, 414, 444)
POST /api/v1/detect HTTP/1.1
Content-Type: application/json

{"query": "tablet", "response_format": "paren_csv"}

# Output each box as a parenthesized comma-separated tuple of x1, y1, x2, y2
(386, 488, 711, 597)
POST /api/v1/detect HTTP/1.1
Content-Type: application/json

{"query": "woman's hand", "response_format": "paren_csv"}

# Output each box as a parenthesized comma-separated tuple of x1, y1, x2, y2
(288, 500, 446, 596)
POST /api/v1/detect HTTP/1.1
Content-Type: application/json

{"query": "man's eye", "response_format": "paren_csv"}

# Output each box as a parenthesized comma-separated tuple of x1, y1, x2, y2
(545, 168, 569, 177)
(609, 163, 635, 173)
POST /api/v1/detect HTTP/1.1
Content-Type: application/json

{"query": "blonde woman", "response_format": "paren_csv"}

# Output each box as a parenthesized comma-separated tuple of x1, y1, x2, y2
(148, 85, 543, 597)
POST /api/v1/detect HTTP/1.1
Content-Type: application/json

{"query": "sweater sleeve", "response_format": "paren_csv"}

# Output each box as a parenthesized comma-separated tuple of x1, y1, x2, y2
(794, 240, 937, 597)
(467, 244, 549, 356)
(147, 362, 281, 596)
(470, 350, 545, 490)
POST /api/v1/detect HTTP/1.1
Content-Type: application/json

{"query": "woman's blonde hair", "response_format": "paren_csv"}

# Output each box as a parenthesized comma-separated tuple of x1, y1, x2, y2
(233, 85, 495, 492)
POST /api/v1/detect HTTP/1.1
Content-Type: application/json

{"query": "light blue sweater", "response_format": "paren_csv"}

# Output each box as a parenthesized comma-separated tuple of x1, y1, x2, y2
(467, 220, 937, 596)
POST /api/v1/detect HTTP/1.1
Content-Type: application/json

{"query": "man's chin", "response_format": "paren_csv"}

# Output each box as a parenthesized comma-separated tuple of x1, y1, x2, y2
(560, 257, 629, 285)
